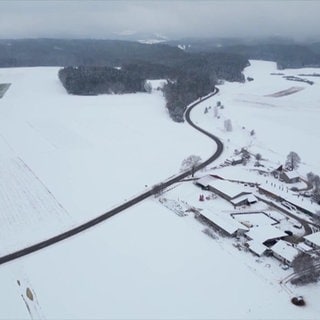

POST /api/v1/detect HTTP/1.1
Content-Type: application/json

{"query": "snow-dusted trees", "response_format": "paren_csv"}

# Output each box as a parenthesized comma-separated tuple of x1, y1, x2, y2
(224, 119, 232, 132)
(144, 81, 152, 93)
(307, 172, 320, 203)
(181, 155, 202, 176)
(291, 253, 320, 286)
(285, 151, 301, 171)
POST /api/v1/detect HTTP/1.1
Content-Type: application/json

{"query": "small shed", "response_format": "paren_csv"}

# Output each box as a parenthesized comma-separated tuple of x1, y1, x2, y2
(231, 156, 243, 166)
(270, 240, 299, 266)
(280, 171, 300, 184)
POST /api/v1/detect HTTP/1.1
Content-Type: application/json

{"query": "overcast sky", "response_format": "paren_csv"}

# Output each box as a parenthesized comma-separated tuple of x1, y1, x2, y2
(0, 0, 319, 40)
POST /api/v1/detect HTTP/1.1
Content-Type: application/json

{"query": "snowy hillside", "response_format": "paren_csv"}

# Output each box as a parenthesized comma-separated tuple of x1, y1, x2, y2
(0, 61, 320, 319)
(193, 60, 320, 175)
(0, 67, 212, 253)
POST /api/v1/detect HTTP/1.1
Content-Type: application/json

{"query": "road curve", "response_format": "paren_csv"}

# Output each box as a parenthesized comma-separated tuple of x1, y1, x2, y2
(0, 88, 223, 266)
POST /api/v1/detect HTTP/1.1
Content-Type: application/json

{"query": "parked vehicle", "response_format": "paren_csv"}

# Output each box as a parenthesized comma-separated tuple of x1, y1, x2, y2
(281, 201, 296, 211)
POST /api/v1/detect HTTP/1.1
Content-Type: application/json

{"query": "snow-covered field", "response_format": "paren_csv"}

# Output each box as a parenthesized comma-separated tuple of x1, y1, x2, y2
(193, 60, 320, 175)
(0, 61, 320, 318)
(0, 67, 212, 252)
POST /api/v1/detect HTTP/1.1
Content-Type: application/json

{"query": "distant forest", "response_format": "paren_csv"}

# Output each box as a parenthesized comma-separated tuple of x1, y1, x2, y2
(2, 38, 319, 121)
(166, 37, 320, 69)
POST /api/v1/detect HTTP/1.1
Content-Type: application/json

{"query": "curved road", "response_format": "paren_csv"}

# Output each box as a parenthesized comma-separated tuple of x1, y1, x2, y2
(0, 88, 223, 266)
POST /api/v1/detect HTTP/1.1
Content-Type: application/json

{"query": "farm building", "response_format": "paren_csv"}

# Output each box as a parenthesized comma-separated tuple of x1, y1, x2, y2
(197, 209, 248, 237)
(245, 240, 268, 257)
(270, 240, 299, 266)
(231, 156, 243, 166)
(195, 175, 255, 207)
(245, 225, 287, 247)
(304, 231, 320, 249)
(280, 171, 300, 184)
(195, 175, 224, 190)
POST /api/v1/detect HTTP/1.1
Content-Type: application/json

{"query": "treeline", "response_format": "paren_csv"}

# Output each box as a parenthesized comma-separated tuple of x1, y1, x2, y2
(0, 38, 249, 122)
(0, 39, 185, 67)
(58, 66, 146, 95)
(163, 72, 214, 122)
(162, 53, 248, 122)
(167, 38, 320, 70)
(58, 52, 248, 122)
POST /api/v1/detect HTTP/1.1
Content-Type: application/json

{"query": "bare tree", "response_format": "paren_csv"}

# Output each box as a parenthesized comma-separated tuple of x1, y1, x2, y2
(181, 155, 202, 176)
(285, 151, 301, 171)
(291, 253, 320, 286)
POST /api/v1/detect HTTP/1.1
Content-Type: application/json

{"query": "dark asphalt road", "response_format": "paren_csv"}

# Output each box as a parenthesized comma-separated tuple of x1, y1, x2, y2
(0, 88, 223, 266)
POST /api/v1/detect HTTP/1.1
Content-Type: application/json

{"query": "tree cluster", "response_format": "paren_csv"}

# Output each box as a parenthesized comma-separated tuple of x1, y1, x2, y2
(58, 66, 146, 95)
(307, 172, 320, 204)
(291, 252, 320, 286)
(163, 71, 215, 122)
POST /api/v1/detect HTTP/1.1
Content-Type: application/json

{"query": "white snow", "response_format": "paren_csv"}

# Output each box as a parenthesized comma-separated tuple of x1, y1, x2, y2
(283, 170, 300, 180)
(0, 60, 320, 318)
(0, 67, 213, 249)
(1, 199, 317, 319)
(192, 60, 320, 175)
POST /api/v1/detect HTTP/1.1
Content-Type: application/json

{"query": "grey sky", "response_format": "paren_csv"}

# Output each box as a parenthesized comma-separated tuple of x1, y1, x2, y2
(0, 0, 319, 40)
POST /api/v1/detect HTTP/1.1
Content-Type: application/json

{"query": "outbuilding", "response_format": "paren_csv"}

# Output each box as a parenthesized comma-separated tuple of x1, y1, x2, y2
(304, 231, 320, 249)
(197, 209, 248, 237)
(245, 225, 287, 246)
(270, 240, 299, 266)
(280, 171, 300, 184)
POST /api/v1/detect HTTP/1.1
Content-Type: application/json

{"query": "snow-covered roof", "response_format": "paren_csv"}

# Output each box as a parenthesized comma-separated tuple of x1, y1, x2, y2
(297, 242, 313, 252)
(304, 231, 320, 248)
(200, 210, 248, 235)
(196, 175, 217, 187)
(230, 194, 257, 205)
(246, 225, 287, 243)
(231, 156, 243, 162)
(283, 171, 300, 180)
(247, 240, 268, 256)
(207, 179, 249, 199)
(258, 183, 317, 215)
(271, 240, 299, 263)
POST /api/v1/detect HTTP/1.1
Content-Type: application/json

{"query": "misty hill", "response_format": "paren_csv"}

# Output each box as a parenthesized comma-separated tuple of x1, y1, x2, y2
(167, 38, 320, 69)
(1, 39, 247, 122)
(0, 39, 186, 67)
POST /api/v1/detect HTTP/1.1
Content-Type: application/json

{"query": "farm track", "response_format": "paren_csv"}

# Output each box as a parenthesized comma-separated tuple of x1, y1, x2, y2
(0, 88, 223, 265)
